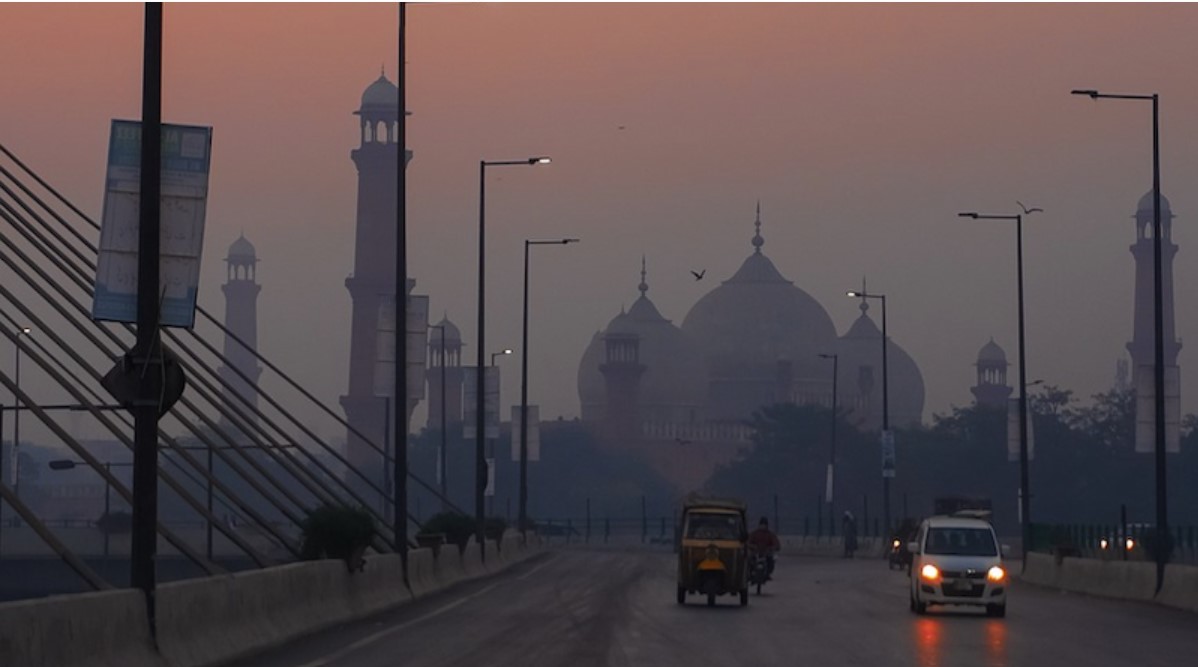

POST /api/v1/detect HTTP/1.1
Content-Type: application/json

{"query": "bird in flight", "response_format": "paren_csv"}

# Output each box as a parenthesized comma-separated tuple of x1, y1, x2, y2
(1016, 201, 1044, 215)
(691, 269, 706, 281)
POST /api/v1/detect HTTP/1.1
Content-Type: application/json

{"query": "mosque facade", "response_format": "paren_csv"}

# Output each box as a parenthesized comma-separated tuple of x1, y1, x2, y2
(577, 206, 926, 491)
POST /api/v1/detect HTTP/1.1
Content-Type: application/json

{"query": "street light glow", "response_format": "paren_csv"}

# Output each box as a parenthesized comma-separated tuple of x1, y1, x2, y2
(845, 291, 859, 298)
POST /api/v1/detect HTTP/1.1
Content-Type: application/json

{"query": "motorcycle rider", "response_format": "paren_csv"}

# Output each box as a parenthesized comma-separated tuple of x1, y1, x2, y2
(747, 517, 781, 579)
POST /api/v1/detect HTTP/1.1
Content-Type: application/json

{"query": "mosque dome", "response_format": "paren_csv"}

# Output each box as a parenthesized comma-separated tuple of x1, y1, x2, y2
(578, 260, 707, 423)
(227, 234, 256, 261)
(679, 206, 839, 418)
(359, 74, 399, 112)
(1136, 189, 1172, 214)
(977, 338, 1008, 365)
(835, 298, 925, 428)
(429, 315, 461, 345)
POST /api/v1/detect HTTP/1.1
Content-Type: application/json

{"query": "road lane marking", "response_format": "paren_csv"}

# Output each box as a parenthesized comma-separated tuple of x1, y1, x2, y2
(517, 555, 557, 581)
(293, 582, 500, 667)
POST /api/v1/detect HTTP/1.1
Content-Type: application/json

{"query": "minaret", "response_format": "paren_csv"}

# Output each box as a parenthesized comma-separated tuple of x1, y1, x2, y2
(600, 262, 648, 443)
(426, 315, 465, 431)
(340, 72, 413, 473)
(1127, 190, 1181, 452)
(971, 338, 1012, 409)
(217, 235, 263, 436)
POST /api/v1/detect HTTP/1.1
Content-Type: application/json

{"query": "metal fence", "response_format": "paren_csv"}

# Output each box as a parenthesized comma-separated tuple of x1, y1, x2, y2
(1029, 522, 1198, 565)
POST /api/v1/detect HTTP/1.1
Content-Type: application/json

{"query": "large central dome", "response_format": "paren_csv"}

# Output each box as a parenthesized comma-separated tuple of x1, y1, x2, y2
(681, 207, 838, 418)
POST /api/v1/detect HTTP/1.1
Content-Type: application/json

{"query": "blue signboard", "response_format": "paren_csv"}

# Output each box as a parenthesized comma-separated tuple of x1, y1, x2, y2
(92, 119, 213, 328)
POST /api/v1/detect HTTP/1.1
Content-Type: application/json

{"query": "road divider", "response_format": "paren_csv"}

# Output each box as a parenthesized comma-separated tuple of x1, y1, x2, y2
(0, 532, 545, 667)
(0, 589, 162, 667)
(1022, 552, 1198, 613)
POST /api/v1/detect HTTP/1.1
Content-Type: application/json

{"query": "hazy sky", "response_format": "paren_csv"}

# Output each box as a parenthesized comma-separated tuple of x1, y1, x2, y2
(5, 2, 1198, 442)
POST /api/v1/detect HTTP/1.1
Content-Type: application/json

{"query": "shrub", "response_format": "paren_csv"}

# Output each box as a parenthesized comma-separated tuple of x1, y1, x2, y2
(299, 505, 375, 564)
(419, 512, 475, 551)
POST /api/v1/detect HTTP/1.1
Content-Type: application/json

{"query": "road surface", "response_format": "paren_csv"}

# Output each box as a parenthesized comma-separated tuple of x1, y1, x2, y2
(234, 548, 1198, 667)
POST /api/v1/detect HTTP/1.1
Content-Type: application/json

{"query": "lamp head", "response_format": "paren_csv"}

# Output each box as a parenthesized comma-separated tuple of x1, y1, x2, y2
(503, 349, 513, 355)
(958, 212, 979, 219)
(20, 327, 31, 334)
(1071, 89, 1099, 98)
(846, 291, 860, 298)
(530, 156, 552, 165)
(818, 353, 836, 360)
(562, 238, 580, 244)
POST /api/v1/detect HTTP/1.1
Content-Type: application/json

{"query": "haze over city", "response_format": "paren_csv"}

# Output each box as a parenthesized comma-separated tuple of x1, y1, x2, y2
(5, 2, 1198, 438)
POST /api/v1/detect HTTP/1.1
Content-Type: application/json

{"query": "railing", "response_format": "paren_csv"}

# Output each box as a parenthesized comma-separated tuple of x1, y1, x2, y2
(1029, 522, 1198, 565)
(535, 513, 890, 546)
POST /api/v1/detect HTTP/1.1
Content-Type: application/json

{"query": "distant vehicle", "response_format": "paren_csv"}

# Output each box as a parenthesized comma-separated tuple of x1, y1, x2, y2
(932, 496, 993, 517)
(676, 495, 749, 607)
(908, 514, 1010, 618)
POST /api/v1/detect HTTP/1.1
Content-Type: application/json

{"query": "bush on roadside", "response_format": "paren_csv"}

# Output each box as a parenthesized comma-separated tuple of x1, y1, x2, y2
(299, 505, 375, 566)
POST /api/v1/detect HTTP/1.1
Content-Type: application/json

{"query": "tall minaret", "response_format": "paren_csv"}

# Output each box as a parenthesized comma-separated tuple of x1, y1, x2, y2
(1127, 190, 1181, 452)
(341, 73, 412, 473)
(217, 235, 263, 436)
(426, 315, 465, 431)
(971, 338, 1012, 409)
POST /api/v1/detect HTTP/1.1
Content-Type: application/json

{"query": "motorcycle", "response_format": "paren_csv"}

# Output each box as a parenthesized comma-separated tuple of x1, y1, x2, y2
(888, 536, 913, 571)
(748, 549, 770, 595)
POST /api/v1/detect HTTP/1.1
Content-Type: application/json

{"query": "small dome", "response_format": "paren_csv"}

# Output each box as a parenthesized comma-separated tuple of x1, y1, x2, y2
(836, 306, 925, 428)
(1137, 189, 1172, 214)
(360, 74, 398, 110)
(227, 234, 256, 260)
(578, 289, 707, 424)
(429, 316, 461, 344)
(978, 338, 1008, 364)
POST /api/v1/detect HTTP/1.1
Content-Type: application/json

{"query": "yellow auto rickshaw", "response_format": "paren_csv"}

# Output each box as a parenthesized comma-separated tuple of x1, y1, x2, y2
(676, 496, 749, 607)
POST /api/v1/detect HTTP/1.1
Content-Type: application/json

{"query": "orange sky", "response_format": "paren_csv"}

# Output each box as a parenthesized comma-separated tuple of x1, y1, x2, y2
(5, 3, 1198, 439)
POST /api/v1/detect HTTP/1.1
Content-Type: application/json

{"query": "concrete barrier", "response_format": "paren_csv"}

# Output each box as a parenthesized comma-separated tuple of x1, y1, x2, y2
(500, 533, 524, 564)
(434, 545, 467, 587)
(0, 589, 162, 667)
(346, 554, 411, 617)
(461, 541, 486, 578)
(156, 561, 350, 667)
(1159, 565, 1198, 613)
(407, 548, 437, 597)
(1021, 552, 1173, 607)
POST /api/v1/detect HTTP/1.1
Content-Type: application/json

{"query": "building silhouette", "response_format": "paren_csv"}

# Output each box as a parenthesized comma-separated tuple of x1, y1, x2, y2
(577, 205, 925, 489)
(217, 234, 262, 436)
(1127, 190, 1181, 452)
(426, 315, 465, 431)
(971, 338, 1012, 409)
(340, 73, 414, 476)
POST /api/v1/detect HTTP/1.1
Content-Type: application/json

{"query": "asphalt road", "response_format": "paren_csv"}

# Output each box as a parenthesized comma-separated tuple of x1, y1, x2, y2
(235, 549, 1198, 667)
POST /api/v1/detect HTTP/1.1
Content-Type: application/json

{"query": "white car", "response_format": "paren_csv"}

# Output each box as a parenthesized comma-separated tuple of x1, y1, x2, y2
(908, 514, 1009, 617)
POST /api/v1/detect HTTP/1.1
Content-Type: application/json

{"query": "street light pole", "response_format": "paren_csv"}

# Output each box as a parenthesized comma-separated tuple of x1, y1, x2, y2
(475, 156, 550, 561)
(818, 353, 839, 515)
(846, 290, 889, 534)
(520, 238, 578, 536)
(487, 349, 511, 517)
(1072, 88, 1168, 592)
(959, 210, 1033, 564)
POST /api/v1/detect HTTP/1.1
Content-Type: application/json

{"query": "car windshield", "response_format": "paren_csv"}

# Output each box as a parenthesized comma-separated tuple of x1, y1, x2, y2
(924, 527, 998, 556)
(686, 513, 742, 540)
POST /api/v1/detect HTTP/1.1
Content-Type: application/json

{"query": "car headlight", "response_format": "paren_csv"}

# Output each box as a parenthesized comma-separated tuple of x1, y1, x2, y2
(920, 564, 941, 581)
(892, 539, 901, 549)
(1125, 538, 1135, 551)
(987, 566, 1006, 583)
(1100, 538, 1109, 550)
